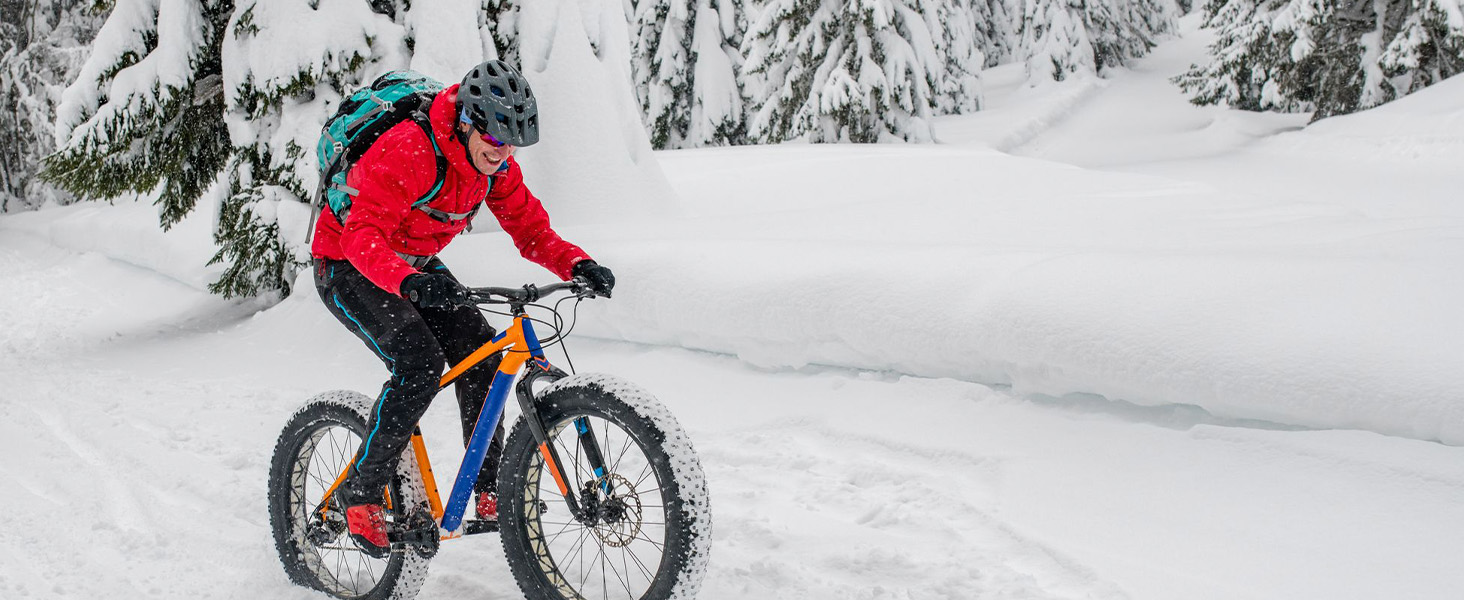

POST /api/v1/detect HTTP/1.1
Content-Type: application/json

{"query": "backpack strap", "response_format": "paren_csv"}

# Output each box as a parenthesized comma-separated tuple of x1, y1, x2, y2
(407, 111, 450, 212)
(407, 110, 488, 230)
(326, 110, 482, 230)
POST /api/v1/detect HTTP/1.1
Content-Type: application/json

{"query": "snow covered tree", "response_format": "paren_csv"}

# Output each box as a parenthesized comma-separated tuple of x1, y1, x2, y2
(1177, 0, 1464, 120)
(43, 0, 502, 298)
(744, 0, 961, 143)
(1173, 0, 1296, 109)
(511, 0, 680, 221)
(1020, 0, 1174, 83)
(0, 0, 103, 212)
(926, 0, 986, 114)
(632, 0, 750, 148)
(983, 0, 1020, 66)
(43, 0, 234, 231)
(1379, 0, 1464, 95)
(483, 0, 521, 66)
(213, 1, 404, 297)
(1021, 0, 1098, 81)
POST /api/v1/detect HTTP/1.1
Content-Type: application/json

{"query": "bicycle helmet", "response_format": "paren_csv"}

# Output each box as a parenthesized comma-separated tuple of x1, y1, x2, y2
(457, 59, 539, 147)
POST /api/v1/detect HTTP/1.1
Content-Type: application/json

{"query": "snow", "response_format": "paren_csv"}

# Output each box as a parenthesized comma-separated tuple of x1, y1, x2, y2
(4, 15, 1464, 600)
(404, 0, 488, 84)
(512, 0, 679, 224)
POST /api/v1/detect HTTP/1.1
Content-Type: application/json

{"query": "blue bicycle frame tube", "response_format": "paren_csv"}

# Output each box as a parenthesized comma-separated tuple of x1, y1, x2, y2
(441, 369, 515, 533)
(521, 317, 546, 357)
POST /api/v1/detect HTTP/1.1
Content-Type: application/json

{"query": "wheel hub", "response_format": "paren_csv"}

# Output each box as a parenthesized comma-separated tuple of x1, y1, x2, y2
(580, 473, 643, 548)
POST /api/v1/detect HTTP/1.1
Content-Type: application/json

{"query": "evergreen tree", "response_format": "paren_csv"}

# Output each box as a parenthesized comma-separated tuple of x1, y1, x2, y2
(44, 0, 522, 298)
(1379, 0, 1464, 95)
(927, 0, 986, 114)
(1173, 0, 1297, 110)
(984, 0, 1020, 67)
(633, 0, 749, 148)
(1021, 0, 1097, 81)
(0, 0, 103, 212)
(1021, 0, 1174, 83)
(42, 0, 234, 231)
(1177, 0, 1464, 120)
(744, 0, 954, 143)
(215, 0, 409, 297)
(484, 0, 520, 67)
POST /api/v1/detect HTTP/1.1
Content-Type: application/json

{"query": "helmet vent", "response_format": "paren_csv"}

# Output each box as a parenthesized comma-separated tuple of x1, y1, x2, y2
(490, 85, 506, 98)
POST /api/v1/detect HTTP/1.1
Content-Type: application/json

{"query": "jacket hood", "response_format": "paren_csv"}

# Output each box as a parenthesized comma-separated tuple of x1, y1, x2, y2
(431, 84, 489, 182)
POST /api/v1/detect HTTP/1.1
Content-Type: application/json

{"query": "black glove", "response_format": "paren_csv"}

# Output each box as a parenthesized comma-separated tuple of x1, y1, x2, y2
(400, 273, 468, 308)
(572, 260, 616, 297)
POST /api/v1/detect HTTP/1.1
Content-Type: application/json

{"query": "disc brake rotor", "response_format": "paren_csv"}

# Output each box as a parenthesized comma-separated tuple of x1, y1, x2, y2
(588, 473, 643, 548)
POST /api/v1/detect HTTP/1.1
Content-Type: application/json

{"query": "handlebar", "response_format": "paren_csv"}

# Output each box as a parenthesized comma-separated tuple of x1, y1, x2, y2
(466, 276, 602, 306)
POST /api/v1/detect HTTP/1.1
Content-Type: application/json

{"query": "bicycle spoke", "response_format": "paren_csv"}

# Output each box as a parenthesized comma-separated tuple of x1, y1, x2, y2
(623, 542, 657, 582)
(620, 545, 638, 594)
(611, 426, 635, 475)
(631, 461, 656, 491)
(599, 539, 633, 598)
(547, 521, 589, 548)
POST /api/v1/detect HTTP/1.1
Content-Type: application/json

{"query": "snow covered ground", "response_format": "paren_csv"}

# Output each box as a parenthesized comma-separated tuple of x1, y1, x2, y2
(3, 15, 1462, 600)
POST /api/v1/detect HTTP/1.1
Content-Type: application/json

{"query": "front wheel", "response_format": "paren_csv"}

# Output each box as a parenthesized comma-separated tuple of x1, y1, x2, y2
(499, 374, 711, 600)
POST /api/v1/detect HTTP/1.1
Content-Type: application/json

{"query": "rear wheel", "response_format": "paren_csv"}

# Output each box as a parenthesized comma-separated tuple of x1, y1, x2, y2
(499, 375, 711, 600)
(267, 390, 431, 600)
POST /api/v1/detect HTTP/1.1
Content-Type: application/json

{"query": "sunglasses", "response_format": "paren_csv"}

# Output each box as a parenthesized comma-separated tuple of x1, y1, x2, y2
(460, 110, 509, 148)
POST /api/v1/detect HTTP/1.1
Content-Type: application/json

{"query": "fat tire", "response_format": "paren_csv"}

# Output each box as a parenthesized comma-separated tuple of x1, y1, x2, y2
(498, 374, 711, 600)
(267, 390, 431, 600)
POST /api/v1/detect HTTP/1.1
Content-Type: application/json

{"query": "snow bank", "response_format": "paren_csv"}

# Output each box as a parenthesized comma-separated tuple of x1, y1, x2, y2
(446, 143, 1464, 445)
(1267, 72, 1464, 163)
(0, 196, 222, 291)
(13, 137, 1457, 446)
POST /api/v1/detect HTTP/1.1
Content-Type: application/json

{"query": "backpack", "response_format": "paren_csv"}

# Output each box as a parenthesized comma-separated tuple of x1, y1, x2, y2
(309, 70, 478, 233)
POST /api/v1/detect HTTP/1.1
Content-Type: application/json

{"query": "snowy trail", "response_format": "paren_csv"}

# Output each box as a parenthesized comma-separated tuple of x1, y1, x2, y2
(3, 232, 1462, 600)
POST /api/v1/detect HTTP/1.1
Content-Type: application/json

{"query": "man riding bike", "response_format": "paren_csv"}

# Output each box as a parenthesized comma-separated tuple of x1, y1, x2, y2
(309, 59, 616, 557)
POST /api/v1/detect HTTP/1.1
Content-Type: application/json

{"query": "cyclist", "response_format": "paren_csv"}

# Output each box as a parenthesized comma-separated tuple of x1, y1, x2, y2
(309, 59, 616, 557)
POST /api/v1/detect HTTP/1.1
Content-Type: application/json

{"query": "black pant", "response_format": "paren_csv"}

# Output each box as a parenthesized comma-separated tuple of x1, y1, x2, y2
(315, 257, 505, 503)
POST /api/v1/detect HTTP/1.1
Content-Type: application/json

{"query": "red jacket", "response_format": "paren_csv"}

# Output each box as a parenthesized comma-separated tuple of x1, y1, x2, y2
(310, 84, 590, 295)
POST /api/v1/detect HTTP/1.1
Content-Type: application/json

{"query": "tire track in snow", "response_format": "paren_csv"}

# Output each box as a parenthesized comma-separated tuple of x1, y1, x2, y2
(697, 420, 1129, 599)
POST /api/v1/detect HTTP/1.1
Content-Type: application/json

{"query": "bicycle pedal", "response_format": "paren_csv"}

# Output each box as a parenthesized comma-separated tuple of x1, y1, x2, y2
(463, 519, 500, 535)
(388, 511, 441, 558)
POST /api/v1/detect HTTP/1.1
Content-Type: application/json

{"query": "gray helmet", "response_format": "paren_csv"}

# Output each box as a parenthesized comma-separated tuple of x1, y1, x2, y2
(457, 59, 539, 147)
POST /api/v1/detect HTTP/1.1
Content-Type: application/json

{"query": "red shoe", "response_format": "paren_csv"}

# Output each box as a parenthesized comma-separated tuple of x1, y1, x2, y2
(346, 504, 391, 558)
(475, 492, 498, 521)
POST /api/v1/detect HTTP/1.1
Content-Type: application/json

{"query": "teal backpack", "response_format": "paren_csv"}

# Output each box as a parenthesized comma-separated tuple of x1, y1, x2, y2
(310, 70, 479, 231)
